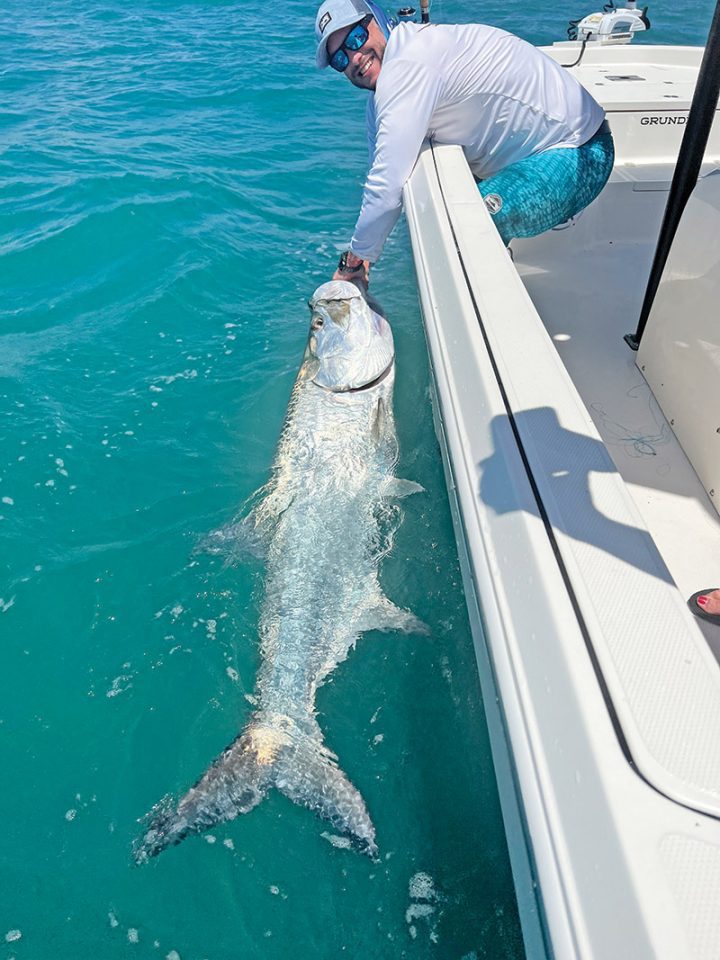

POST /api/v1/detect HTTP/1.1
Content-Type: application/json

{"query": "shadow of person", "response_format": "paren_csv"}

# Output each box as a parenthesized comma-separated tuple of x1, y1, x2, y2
(479, 406, 673, 584)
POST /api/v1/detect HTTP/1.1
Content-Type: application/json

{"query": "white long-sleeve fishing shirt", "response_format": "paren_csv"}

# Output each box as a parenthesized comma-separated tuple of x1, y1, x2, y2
(349, 22, 605, 262)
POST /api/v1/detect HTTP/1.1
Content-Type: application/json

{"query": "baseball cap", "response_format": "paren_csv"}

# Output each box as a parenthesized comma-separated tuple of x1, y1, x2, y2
(315, 0, 373, 68)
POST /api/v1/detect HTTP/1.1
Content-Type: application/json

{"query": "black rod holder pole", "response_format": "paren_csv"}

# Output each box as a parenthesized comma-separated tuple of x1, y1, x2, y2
(625, 0, 720, 351)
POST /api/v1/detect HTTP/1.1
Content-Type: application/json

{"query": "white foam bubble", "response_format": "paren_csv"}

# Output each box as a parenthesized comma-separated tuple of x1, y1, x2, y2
(106, 674, 133, 698)
(226, 667, 239, 682)
(65, 809, 77, 822)
(1, 496, 14, 505)
(409, 871, 436, 901)
(108, 912, 119, 928)
(5, 931, 21, 943)
(405, 872, 441, 943)
(223, 838, 235, 850)
(156, 369, 198, 386)
(269, 885, 280, 896)
(405, 903, 434, 924)
(128, 928, 139, 943)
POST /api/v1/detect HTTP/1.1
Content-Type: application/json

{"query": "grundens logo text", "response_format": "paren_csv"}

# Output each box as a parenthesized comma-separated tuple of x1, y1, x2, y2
(640, 116, 688, 125)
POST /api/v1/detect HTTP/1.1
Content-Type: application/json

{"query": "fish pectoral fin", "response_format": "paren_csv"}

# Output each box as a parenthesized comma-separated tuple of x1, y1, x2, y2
(357, 596, 429, 635)
(371, 397, 387, 444)
(383, 478, 424, 499)
(197, 478, 296, 564)
(196, 518, 268, 562)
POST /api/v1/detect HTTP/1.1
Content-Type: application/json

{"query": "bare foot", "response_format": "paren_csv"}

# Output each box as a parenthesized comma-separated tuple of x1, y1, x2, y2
(696, 589, 720, 616)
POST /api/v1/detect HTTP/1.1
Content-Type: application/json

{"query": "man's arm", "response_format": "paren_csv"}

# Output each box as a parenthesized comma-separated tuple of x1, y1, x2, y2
(350, 58, 443, 263)
(332, 100, 378, 285)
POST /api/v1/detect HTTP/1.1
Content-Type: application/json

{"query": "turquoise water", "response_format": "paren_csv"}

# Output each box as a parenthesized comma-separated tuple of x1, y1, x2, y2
(1, 1, 715, 957)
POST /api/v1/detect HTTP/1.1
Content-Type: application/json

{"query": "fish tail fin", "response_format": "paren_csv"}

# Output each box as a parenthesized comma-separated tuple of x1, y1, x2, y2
(133, 713, 279, 863)
(133, 712, 377, 862)
(274, 722, 378, 859)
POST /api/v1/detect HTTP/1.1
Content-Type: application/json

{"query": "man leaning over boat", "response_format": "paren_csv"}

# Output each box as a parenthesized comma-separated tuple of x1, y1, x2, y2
(315, 0, 614, 283)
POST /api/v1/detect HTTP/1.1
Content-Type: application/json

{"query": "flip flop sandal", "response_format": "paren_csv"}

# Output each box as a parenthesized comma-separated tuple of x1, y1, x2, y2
(687, 588, 720, 627)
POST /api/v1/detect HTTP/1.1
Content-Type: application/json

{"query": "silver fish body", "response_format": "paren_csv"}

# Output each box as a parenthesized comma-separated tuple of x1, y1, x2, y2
(135, 282, 423, 862)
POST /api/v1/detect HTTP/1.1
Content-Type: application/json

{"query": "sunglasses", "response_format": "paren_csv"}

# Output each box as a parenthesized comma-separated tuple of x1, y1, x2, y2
(329, 18, 371, 73)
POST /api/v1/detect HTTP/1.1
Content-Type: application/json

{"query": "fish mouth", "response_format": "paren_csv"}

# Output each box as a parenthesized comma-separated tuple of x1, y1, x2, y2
(313, 357, 394, 394)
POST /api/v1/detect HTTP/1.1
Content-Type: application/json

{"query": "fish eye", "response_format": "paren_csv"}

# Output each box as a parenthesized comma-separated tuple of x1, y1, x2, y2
(311, 317, 324, 330)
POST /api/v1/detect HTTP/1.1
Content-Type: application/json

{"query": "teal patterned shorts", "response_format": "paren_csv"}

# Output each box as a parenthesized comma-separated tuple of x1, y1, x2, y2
(478, 122, 615, 245)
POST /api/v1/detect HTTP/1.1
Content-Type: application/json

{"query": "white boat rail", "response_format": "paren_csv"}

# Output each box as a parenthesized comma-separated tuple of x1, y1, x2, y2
(403, 44, 720, 960)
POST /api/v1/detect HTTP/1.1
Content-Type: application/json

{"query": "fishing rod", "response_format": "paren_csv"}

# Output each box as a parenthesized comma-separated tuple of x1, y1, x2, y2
(625, 0, 720, 350)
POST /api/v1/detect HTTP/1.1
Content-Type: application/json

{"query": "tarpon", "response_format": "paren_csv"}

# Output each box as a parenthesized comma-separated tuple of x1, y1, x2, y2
(134, 280, 424, 862)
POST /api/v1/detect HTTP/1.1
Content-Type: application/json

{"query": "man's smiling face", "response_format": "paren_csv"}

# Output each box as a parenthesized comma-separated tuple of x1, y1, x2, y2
(327, 16, 387, 90)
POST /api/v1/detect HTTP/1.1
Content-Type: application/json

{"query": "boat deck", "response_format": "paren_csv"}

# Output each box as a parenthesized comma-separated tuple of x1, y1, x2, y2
(403, 49, 720, 953)
(514, 169, 720, 658)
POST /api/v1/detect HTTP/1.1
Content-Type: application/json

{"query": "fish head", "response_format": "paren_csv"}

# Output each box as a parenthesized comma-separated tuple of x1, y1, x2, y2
(305, 280, 394, 391)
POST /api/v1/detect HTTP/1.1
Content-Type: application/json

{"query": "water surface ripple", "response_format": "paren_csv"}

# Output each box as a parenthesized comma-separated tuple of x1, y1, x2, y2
(1, 0, 714, 957)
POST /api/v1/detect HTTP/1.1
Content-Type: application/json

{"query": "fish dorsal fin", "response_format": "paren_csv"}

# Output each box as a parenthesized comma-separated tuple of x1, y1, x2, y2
(383, 478, 424, 499)
(357, 595, 428, 635)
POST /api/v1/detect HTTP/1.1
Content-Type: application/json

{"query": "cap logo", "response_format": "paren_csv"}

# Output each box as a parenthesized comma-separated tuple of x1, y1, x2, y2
(484, 193, 503, 215)
(319, 12, 332, 33)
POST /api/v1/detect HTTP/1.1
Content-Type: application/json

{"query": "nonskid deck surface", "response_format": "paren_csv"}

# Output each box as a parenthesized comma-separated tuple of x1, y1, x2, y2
(545, 43, 705, 111)
(513, 169, 720, 657)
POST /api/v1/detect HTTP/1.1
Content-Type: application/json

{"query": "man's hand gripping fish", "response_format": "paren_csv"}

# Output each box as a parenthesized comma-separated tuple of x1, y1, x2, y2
(134, 280, 425, 862)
